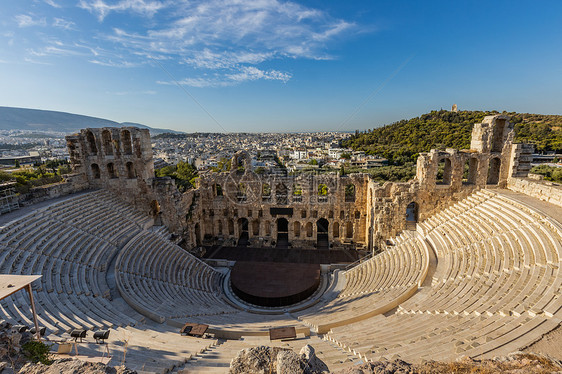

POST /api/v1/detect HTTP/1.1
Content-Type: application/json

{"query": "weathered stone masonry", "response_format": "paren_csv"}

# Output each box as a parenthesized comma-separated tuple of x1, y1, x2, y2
(65, 114, 536, 251)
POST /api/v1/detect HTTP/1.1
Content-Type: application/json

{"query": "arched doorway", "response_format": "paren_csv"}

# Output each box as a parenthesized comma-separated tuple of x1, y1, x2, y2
(436, 158, 452, 185)
(316, 218, 329, 250)
(237, 218, 249, 247)
(91, 163, 101, 179)
(276, 218, 289, 248)
(487, 157, 501, 185)
(406, 202, 418, 230)
(406, 202, 418, 223)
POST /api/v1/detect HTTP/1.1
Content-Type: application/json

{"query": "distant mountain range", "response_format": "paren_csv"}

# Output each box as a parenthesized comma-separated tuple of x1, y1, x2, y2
(0, 106, 182, 134)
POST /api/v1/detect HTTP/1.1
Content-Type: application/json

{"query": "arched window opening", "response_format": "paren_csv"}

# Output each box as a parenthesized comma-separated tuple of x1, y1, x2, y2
(346, 222, 353, 239)
(345, 184, 356, 202)
(86, 131, 97, 155)
(305, 222, 313, 237)
(406, 202, 418, 223)
(265, 221, 271, 236)
(491, 119, 507, 153)
(228, 220, 234, 235)
(294, 222, 301, 237)
(121, 129, 133, 155)
(126, 162, 136, 179)
(252, 220, 260, 236)
(333, 222, 340, 238)
(487, 157, 501, 185)
(107, 163, 117, 178)
(102, 130, 113, 155)
(91, 163, 100, 179)
(134, 138, 142, 158)
(217, 220, 223, 235)
(436, 158, 452, 185)
(463, 158, 478, 185)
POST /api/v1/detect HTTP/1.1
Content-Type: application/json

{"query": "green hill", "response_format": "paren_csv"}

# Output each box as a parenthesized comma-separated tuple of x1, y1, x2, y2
(343, 110, 562, 165)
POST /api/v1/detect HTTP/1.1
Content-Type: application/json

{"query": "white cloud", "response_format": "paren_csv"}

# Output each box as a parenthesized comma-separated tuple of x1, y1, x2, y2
(53, 18, 76, 30)
(227, 66, 291, 83)
(18, 0, 360, 86)
(15, 14, 47, 28)
(89, 59, 139, 68)
(158, 66, 291, 88)
(43, 0, 61, 8)
(88, 0, 358, 85)
(79, 0, 166, 21)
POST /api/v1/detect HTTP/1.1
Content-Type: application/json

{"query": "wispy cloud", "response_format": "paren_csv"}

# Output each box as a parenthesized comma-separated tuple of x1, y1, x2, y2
(89, 59, 140, 68)
(78, 0, 166, 21)
(24, 57, 53, 65)
(227, 67, 291, 83)
(17, 0, 361, 87)
(86, 0, 358, 85)
(15, 14, 47, 28)
(43, 0, 61, 8)
(158, 66, 291, 87)
(53, 18, 76, 30)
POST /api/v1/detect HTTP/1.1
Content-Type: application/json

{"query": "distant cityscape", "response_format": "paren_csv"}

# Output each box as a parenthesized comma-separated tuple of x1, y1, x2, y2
(0, 129, 388, 173)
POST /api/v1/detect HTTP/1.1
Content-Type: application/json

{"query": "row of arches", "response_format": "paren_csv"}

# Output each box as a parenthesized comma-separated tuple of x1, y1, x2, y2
(90, 162, 136, 180)
(436, 157, 502, 186)
(86, 129, 141, 158)
(193, 217, 355, 248)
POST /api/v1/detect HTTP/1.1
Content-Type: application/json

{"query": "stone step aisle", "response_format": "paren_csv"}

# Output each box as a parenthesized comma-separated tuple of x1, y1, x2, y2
(175, 334, 362, 373)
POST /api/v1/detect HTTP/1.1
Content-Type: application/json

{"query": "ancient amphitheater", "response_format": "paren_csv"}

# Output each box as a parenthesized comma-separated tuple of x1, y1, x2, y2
(1, 115, 561, 373)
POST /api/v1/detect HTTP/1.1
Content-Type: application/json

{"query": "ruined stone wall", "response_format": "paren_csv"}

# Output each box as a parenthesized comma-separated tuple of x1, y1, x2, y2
(192, 163, 370, 249)
(366, 114, 523, 248)
(507, 178, 562, 208)
(65, 127, 191, 239)
(64, 114, 534, 252)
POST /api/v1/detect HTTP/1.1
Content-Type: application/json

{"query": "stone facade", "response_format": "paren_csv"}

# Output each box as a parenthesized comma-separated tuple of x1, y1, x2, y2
(65, 114, 533, 251)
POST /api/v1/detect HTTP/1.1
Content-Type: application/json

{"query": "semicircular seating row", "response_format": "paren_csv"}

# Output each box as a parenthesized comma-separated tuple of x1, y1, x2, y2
(0, 190, 152, 333)
(0, 190, 224, 373)
(324, 189, 562, 363)
(1, 187, 561, 366)
(294, 230, 430, 333)
(114, 230, 311, 335)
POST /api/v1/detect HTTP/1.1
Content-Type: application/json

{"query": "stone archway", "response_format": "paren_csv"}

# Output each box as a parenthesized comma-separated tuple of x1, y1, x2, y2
(276, 218, 289, 248)
(406, 202, 418, 223)
(316, 218, 329, 250)
(237, 218, 249, 247)
(487, 157, 501, 185)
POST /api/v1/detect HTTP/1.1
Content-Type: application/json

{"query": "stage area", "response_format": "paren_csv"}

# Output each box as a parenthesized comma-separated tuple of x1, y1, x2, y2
(230, 261, 321, 307)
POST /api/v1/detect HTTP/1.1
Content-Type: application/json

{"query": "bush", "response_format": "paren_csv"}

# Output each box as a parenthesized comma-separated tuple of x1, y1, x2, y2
(22, 340, 52, 365)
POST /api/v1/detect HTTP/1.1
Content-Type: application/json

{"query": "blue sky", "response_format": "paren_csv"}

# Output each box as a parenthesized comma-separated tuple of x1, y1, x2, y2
(0, 1, 561, 133)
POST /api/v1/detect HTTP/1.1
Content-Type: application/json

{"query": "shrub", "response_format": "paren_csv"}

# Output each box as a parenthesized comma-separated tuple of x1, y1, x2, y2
(22, 340, 52, 365)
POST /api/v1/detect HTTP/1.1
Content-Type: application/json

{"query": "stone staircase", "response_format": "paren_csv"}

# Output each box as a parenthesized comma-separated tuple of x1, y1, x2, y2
(176, 335, 361, 373)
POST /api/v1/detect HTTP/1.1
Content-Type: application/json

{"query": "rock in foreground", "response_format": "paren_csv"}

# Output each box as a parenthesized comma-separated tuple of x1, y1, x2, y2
(18, 358, 136, 374)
